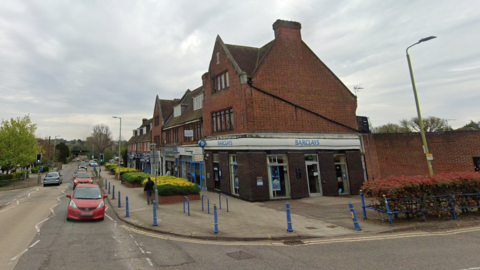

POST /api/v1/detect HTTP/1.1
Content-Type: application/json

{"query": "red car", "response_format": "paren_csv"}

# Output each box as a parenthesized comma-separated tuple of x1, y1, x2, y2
(66, 184, 108, 221)
(73, 172, 94, 189)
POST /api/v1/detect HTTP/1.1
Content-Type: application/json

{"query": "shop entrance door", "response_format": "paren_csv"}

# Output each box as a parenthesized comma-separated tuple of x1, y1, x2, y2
(334, 154, 350, 194)
(267, 155, 291, 199)
(305, 155, 322, 196)
(189, 162, 205, 190)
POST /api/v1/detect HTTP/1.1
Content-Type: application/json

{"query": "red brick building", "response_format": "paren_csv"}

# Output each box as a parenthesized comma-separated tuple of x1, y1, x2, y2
(201, 20, 365, 201)
(126, 118, 152, 173)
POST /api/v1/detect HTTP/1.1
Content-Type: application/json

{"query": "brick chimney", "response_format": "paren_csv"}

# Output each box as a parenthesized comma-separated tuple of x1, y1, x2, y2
(273, 19, 302, 40)
(142, 118, 148, 125)
(201, 72, 208, 87)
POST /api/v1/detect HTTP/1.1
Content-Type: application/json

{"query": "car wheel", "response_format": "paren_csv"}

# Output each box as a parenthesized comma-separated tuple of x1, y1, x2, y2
(67, 218, 72, 221)
(43, 184, 46, 187)
(99, 217, 104, 221)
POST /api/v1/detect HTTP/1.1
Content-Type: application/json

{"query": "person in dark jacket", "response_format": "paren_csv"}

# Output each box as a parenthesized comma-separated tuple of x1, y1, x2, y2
(144, 177, 155, 205)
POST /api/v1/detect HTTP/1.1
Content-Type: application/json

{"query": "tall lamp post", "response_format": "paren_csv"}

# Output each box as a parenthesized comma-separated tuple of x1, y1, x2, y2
(53, 135, 61, 166)
(112, 116, 122, 183)
(406, 36, 437, 176)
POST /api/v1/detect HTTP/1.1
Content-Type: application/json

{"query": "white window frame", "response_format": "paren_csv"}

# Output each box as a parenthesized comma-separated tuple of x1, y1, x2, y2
(193, 94, 203, 111)
(216, 52, 220, 64)
(230, 155, 239, 195)
(174, 105, 181, 117)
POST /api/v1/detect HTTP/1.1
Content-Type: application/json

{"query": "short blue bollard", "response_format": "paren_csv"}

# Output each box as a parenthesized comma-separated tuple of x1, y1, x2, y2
(214, 204, 219, 234)
(349, 202, 362, 231)
(219, 193, 229, 212)
(183, 196, 190, 216)
(153, 200, 158, 226)
(286, 202, 293, 232)
(118, 191, 121, 208)
(108, 182, 110, 194)
(112, 185, 115, 199)
(360, 191, 367, 220)
(126, 196, 130, 217)
(201, 195, 210, 214)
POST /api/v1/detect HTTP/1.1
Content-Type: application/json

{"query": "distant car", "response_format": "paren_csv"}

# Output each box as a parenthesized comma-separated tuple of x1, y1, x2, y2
(78, 162, 87, 169)
(73, 172, 94, 189)
(109, 159, 115, 163)
(44, 172, 63, 186)
(89, 161, 98, 167)
(73, 168, 87, 180)
(66, 184, 107, 221)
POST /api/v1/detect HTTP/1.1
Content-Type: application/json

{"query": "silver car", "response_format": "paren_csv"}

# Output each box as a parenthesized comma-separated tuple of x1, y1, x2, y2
(44, 172, 63, 186)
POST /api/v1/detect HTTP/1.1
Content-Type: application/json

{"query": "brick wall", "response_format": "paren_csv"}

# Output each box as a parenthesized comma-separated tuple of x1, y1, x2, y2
(346, 151, 364, 195)
(204, 151, 214, 189)
(287, 152, 309, 199)
(237, 152, 269, 201)
(364, 131, 480, 178)
(219, 152, 230, 194)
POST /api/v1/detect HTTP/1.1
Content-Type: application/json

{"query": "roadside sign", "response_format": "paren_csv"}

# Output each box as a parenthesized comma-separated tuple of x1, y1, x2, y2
(427, 153, 434, 161)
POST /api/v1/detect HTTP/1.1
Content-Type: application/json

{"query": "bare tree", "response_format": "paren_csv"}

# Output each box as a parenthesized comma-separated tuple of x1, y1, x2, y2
(400, 117, 450, 132)
(91, 124, 113, 155)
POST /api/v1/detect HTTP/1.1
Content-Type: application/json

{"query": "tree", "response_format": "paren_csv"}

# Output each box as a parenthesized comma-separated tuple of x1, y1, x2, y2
(400, 116, 451, 132)
(461, 120, 480, 130)
(372, 123, 410, 133)
(90, 124, 113, 156)
(55, 142, 70, 163)
(37, 136, 54, 162)
(0, 115, 39, 171)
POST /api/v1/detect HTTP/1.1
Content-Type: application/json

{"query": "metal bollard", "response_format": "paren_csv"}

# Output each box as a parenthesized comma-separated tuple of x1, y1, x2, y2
(349, 202, 362, 231)
(184, 196, 190, 216)
(118, 191, 121, 208)
(108, 182, 110, 194)
(126, 196, 130, 217)
(153, 200, 158, 226)
(286, 202, 293, 232)
(214, 204, 218, 234)
(201, 195, 210, 214)
(112, 185, 115, 199)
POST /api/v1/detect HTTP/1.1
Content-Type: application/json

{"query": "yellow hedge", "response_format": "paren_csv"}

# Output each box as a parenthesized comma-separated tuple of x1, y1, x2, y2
(142, 176, 196, 187)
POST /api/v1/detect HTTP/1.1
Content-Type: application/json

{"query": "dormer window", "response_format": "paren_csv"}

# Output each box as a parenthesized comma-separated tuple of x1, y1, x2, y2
(139, 128, 143, 135)
(212, 71, 229, 93)
(216, 52, 220, 64)
(174, 105, 181, 117)
(193, 94, 204, 111)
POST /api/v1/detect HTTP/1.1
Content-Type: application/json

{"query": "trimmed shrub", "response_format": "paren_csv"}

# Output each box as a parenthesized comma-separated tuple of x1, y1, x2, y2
(142, 176, 201, 196)
(122, 172, 152, 184)
(31, 167, 39, 173)
(0, 174, 13, 181)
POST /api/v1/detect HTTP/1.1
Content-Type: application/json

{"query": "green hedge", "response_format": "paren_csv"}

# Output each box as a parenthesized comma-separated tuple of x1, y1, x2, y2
(31, 166, 50, 173)
(122, 172, 152, 184)
(156, 184, 201, 196)
(31, 167, 39, 173)
(0, 170, 30, 180)
(0, 174, 13, 181)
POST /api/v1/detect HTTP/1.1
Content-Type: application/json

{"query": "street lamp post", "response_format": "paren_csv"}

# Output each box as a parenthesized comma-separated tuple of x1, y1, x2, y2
(113, 116, 122, 183)
(406, 36, 437, 176)
(53, 135, 61, 166)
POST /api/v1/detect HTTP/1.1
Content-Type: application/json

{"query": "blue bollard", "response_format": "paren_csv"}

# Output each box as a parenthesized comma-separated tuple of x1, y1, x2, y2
(118, 191, 121, 208)
(126, 196, 130, 217)
(108, 182, 110, 194)
(184, 196, 190, 216)
(360, 191, 367, 220)
(286, 202, 293, 232)
(214, 204, 218, 234)
(349, 202, 362, 231)
(201, 195, 210, 214)
(112, 185, 115, 199)
(153, 200, 158, 226)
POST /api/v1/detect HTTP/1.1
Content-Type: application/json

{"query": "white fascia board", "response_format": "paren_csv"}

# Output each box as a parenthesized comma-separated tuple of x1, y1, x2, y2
(204, 137, 361, 150)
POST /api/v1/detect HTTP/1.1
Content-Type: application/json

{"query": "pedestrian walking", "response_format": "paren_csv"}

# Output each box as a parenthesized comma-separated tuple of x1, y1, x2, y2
(144, 177, 155, 205)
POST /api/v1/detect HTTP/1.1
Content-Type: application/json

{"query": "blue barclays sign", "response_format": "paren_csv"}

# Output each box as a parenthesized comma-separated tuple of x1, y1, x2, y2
(295, 139, 320, 146)
(217, 140, 233, 146)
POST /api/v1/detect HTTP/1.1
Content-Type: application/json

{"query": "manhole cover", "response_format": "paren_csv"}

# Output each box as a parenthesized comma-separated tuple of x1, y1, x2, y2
(305, 227, 317, 230)
(326, 225, 338, 228)
(226, 251, 255, 260)
(283, 239, 304, 246)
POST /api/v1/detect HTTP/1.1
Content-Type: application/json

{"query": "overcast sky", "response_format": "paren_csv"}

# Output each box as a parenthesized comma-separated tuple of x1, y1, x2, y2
(1, 0, 479, 141)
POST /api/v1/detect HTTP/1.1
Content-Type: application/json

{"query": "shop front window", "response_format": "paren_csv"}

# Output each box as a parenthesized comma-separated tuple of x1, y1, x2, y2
(267, 155, 290, 198)
(230, 155, 238, 195)
(334, 154, 349, 194)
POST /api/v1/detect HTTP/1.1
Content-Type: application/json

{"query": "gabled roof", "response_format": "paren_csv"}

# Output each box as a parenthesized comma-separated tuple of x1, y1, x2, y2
(224, 40, 275, 77)
(163, 86, 204, 129)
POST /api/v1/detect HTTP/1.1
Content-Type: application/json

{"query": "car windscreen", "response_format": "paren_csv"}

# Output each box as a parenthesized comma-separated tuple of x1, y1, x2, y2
(77, 174, 91, 179)
(46, 173, 58, 177)
(73, 188, 102, 199)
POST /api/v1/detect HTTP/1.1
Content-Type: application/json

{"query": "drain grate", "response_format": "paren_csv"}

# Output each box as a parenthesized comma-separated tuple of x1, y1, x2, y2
(226, 251, 255, 260)
(283, 239, 304, 246)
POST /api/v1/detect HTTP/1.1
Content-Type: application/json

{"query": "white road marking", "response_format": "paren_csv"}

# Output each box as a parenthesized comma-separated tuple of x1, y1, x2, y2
(146, 258, 153, 267)
(28, 193, 31, 197)
(105, 214, 114, 221)
(134, 240, 139, 246)
(29, 240, 40, 248)
(146, 251, 151, 254)
(10, 249, 28, 261)
(139, 247, 145, 253)
(129, 234, 134, 238)
(5, 202, 10, 206)
(16, 201, 19, 205)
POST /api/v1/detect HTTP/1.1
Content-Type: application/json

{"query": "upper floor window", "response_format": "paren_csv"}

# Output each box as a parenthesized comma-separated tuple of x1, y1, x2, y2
(174, 105, 181, 117)
(212, 108, 234, 133)
(173, 128, 179, 143)
(194, 124, 203, 141)
(183, 125, 192, 142)
(166, 130, 171, 144)
(193, 94, 203, 111)
(212, 71, 229, 93)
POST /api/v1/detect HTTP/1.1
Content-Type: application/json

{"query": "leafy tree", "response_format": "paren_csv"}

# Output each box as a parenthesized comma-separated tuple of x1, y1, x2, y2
(461, 120, 480, 130)
(400, 116, 450, 132)
(0, 115, 39, 171)
(121, 147, 128, 166)
(55, 142, 70, 163)
(372, 123, 410, 133)
(37, 136, 54, 162)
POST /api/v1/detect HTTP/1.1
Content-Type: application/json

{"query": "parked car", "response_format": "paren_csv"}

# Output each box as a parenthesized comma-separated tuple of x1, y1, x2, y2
(78, 162, 87, 169)
(66, 184, 107, 221)
(43, 172, 63, 186)
(89, 161, 98, 167)
(73, 172, 94, 189)
(73, 168, 87, 180)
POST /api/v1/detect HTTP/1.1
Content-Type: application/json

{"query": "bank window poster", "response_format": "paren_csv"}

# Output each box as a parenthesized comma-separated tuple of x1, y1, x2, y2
(233, 167, 239, 189)
(271, 166, 281, 191)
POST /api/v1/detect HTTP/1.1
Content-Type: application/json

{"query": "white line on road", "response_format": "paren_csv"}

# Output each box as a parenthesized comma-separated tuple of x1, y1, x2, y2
(10, 249, 28, 261)
(5, 202, 10, 206)
(29, 240, 40, 248)
(134, 240, 139, 246)
(139, 247, 145, 253)
(146, 258, 153, 267)
(105, 214, 114, 221)
(28, 193, 31, 197)
(16, 201, 19, 205)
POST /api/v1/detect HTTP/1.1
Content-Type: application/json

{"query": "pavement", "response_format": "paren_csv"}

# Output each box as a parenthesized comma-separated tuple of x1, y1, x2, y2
(95, 166, 480, 241)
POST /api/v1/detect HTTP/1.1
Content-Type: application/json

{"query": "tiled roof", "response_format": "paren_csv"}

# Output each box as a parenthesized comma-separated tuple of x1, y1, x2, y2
(224, 40, 275, 77)
(159, 99, 180, 121)
(164, 86, 204, 128)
